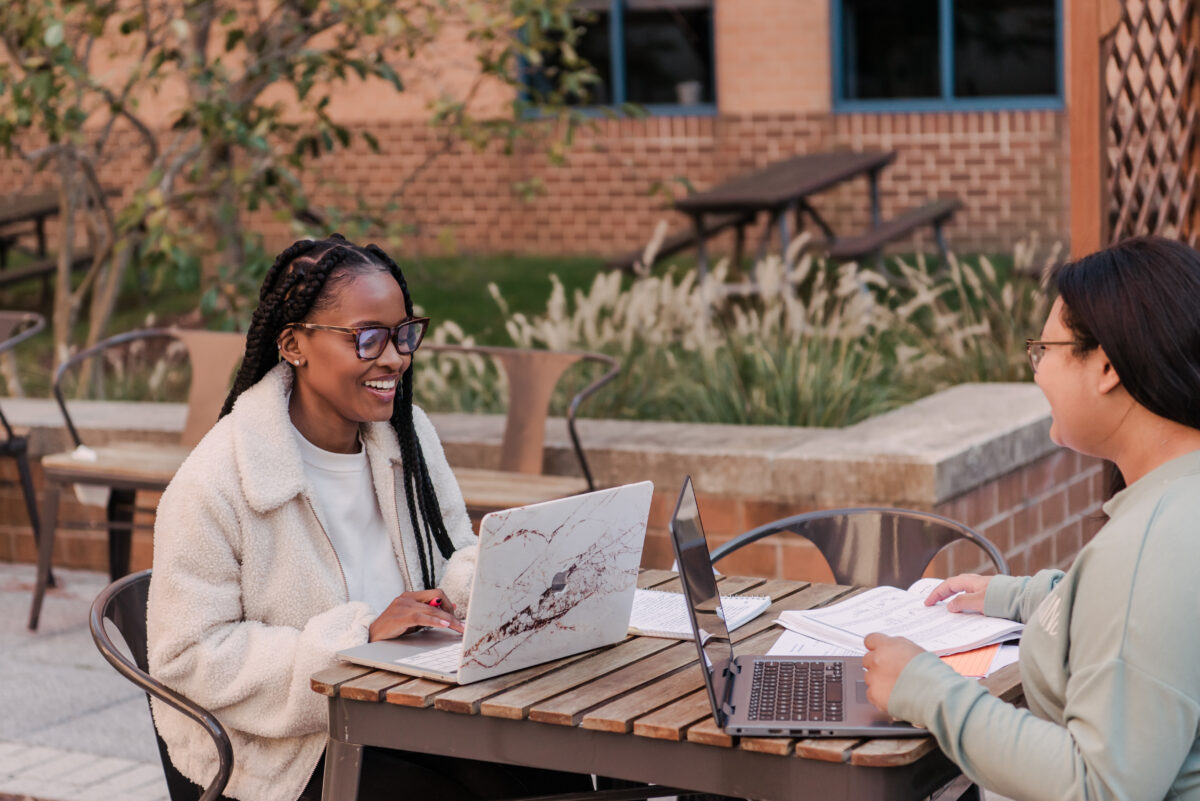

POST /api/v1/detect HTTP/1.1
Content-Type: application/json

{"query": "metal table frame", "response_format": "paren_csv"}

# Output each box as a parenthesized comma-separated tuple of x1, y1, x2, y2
(321, 696, 961, 801)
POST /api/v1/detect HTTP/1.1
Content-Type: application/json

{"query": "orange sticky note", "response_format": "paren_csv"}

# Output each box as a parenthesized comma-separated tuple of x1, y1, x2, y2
(940, 644, 1000, 677)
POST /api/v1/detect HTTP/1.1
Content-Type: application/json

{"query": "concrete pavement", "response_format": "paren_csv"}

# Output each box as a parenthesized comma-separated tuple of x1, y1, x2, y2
(0, 562, 166, 801)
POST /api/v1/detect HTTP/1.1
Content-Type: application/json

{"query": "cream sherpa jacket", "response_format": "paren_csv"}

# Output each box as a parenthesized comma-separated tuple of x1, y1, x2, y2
(147, 363, 478, 801)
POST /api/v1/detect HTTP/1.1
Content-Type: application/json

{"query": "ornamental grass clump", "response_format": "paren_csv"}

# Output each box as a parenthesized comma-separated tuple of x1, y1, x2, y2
(413, 237, 1056, 428)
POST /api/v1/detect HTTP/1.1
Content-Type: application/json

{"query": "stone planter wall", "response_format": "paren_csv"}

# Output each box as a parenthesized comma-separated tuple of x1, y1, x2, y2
(0, 383, 1105, 582)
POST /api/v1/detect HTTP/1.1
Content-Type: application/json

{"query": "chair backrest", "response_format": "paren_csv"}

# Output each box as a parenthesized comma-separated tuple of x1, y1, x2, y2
(710, 507, 1008, 588)
(423, 344, 619, 489)
(90, 570, 233, 801)
(172, 330, 246, 448)
(54, 327, 245, 449)
(0, 311, 45, 440)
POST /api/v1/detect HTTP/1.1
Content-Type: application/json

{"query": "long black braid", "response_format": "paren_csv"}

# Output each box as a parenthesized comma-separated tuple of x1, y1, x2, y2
(220, 234, 457, 589)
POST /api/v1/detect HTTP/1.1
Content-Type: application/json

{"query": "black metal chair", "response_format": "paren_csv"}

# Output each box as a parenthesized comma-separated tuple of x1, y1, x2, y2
(90, 569, 233, 801)
(711, 506, 1008, 588)
(29, 327, 244, 630)
(0, 311, 53, 587)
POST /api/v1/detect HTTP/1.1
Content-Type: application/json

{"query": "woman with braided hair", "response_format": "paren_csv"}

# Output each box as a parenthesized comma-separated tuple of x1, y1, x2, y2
(146, 235, 593, 801)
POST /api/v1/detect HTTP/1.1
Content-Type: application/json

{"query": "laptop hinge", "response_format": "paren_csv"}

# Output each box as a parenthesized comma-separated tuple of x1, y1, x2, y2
(720, 662, 739, 722)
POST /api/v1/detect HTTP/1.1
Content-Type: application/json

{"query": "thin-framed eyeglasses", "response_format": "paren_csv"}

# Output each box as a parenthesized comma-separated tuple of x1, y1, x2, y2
(287, 317, 431, 360)
(1025, 339, 1076, 374)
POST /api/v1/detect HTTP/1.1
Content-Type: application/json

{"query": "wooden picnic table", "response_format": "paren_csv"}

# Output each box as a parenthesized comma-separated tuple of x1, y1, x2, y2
(675, 150, 896, 279)
(0, 190, 62, 266)
(312, 570, 1022, 800)
(0, 187, 119, 293)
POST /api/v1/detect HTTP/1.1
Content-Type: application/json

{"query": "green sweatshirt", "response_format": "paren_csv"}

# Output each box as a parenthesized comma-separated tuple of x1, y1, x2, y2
(889, 449, 1200, 800)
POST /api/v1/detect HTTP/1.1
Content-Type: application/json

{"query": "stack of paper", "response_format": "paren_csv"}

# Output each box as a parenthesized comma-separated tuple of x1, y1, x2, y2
(628, 588, 770, 641)
(774, 578, 1023, 657)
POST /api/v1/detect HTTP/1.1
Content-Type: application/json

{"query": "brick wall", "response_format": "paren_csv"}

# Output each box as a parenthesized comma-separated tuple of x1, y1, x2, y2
(254, 107, 1069, 258)
(634, 449, 1106, 584)
(0, 107, 1067, 262)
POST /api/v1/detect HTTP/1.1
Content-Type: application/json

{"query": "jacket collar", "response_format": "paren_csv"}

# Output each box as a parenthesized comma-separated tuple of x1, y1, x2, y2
(230, 363, 401, 514)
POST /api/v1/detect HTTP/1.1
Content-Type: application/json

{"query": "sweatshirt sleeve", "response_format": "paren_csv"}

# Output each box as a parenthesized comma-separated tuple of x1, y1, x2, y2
(890, 490, 1200, 801)
(889, 652, 1199, 801)
(148, 469, 376, 740)
(983, 569, 1064, 622)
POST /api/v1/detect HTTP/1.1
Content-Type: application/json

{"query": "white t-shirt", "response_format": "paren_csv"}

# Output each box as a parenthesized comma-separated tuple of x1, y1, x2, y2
(290, 421, 408, 614)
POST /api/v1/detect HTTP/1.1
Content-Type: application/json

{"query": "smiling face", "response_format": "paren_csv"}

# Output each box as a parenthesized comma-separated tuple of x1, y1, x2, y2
(283, 266, 411, 452)
(1035, 297, 1126, 457)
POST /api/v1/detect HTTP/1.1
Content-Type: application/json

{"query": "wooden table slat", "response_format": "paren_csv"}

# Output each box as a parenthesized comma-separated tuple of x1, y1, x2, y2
(433, 651, 595, 714)
(794, 738, 861, 763)
(338, 670, 413, 702)
(529, 641, 695, 726)
(980, 662, 1023, 702)
(385, 678, 454, 708)
(631, 688, 713, 740)
(637, 570, 678, 589)
(580, 662, 710, 733)
(848, 736, 938, 767)
(710, 575, 767, 596)
(480, 636, 677, 720)
(684, 716, 733, 748)
(740, 735, 797, 756)
(311, 664, 375, 696)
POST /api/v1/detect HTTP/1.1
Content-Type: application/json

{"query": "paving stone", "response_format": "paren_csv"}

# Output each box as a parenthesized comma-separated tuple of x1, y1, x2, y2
(0, 745, 60, 777)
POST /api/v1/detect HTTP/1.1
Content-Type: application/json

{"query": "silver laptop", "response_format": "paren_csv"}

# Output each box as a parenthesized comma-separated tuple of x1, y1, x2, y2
(668, 477, 924, 737)
(338, 480, 653, 684)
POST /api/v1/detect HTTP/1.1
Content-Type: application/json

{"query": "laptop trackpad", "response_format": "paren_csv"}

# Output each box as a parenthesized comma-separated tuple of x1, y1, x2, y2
(856, 680, 869, 704)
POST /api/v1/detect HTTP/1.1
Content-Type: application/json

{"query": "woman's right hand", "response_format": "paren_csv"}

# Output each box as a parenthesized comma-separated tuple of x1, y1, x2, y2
(368, 590, 465, 642)
(923, 573, 992, 614)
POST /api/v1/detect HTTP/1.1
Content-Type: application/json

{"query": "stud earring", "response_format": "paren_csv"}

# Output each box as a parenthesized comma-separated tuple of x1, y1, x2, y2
(294, 360, 300, 366)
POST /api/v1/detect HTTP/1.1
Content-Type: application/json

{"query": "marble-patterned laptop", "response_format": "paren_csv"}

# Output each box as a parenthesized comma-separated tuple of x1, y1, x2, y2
(337, 481, 653, 684)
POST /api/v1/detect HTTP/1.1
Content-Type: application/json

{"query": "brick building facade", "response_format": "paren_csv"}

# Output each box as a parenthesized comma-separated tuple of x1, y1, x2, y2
(0, 0, 1070, 259)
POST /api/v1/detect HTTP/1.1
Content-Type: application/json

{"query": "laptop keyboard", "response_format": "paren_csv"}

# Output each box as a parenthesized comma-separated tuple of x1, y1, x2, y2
(747, 660, 845, 722)
(394, 643, 462, 673)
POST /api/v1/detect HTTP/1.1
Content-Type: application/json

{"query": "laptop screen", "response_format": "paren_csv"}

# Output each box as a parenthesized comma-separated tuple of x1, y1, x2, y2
(668, 476, 735, 722)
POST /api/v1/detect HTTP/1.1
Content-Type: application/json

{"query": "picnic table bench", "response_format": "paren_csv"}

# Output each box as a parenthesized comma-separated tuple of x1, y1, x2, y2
(0, 189, 117, 294)
(613, 151, 962, 283)
(312, 569, 1022, 800)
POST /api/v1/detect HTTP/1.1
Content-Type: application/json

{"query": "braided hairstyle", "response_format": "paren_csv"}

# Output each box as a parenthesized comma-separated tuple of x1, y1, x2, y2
(221, 234, 457, 588)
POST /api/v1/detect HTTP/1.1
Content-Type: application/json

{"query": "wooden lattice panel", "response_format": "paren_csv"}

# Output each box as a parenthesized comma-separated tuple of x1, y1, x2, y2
(1103, 0, 1200, 244)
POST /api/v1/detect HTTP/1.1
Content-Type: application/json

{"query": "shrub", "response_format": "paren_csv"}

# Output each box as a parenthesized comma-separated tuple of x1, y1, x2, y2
(414, 238, 1058, 428)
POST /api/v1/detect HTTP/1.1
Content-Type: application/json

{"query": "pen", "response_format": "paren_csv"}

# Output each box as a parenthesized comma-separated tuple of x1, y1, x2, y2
(427, 597, 443, 608)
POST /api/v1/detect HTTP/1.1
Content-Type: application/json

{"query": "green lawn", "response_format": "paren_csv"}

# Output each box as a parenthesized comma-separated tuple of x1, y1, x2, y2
(396, 253, 608, 343)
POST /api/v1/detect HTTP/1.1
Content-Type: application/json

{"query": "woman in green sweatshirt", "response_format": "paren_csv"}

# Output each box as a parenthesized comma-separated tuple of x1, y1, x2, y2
(862, 235, 1200, 800)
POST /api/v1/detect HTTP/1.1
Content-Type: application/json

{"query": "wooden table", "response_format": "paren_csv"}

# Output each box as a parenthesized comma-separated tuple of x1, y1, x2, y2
(0, 190, 61, 265)
(312, 571, 1022, 800)
(0, 188, 118, 292)
(674, 150, 896, 280)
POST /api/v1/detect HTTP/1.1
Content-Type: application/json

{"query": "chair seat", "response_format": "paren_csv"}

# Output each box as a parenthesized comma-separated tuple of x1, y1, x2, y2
(41, 442, 193, 490)
(453, 467, 590, 513)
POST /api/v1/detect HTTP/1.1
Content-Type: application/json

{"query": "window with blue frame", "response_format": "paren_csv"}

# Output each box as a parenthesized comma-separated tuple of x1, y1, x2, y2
(540, 0, 716, 111)
(835, 0, 1060, 109)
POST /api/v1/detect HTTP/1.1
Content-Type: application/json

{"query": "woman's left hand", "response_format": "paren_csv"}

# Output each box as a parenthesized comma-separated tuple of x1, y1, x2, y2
(861, 633, 925, 713)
